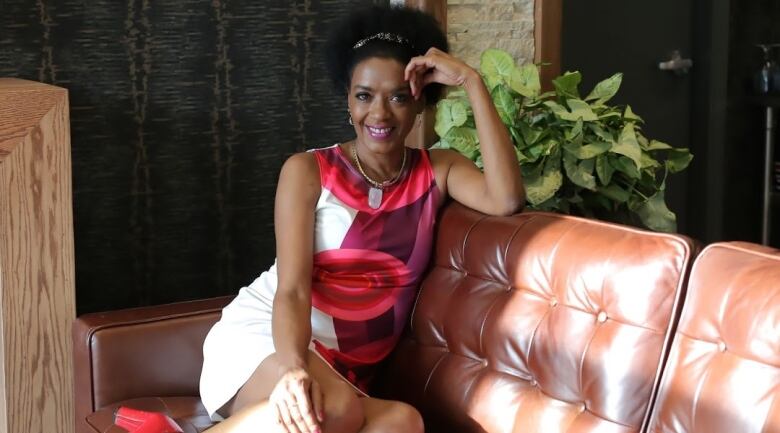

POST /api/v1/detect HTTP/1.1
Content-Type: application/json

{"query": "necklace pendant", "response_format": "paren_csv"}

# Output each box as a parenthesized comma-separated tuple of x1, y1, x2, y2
(368, 187, 383, 209)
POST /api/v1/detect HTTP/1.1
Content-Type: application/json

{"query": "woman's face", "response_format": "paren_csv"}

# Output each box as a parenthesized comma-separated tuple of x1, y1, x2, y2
(348, 56, 421, 154)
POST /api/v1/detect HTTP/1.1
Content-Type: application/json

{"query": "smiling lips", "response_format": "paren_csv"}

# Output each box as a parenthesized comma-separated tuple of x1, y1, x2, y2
(367, 125, 394, 140)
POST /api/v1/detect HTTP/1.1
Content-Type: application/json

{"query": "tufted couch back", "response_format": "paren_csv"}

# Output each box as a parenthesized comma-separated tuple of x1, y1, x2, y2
(75, 203, 705, 433)
(647, 242, 780, 433)
(381, 203, 695, 433)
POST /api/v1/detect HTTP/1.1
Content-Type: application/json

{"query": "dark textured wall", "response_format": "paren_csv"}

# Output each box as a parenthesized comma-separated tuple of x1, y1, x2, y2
(725, 0, 780, 245)
(1, 0, 385, 314)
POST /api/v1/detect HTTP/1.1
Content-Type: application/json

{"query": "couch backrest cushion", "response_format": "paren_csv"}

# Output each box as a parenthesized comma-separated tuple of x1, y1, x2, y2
(382, 204, 693, 433)
(73, 297, 232, 416)
(647, 242, 780, 433)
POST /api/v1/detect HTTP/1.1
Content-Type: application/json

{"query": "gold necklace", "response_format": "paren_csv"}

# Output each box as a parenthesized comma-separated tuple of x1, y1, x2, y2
(351, 143, 407, 209)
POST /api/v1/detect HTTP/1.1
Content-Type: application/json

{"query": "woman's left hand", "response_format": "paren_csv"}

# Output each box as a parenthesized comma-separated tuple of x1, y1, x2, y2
(405, 48, 478, 99)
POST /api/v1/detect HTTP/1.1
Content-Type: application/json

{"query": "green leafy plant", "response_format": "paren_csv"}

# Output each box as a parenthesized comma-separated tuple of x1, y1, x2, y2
(434, 49, 693, 232)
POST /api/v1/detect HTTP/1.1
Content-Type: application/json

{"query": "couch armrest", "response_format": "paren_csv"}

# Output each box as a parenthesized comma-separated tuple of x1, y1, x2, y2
(73, 296, 232, 432)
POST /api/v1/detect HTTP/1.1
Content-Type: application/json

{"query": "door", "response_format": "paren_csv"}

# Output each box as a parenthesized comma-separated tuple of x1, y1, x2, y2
(561, 1, 694, 235)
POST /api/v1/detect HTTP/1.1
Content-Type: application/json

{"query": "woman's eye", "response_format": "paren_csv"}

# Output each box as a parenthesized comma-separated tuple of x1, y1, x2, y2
(391, 94, 410, 103)
(355, 93, 370, 101)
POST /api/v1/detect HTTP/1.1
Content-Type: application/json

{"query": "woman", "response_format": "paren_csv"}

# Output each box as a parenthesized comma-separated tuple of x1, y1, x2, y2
(200, 5, 523, 433)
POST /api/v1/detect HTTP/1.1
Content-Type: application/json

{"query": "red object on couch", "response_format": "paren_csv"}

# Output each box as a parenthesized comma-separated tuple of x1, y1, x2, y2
(114, 407, 184, 433)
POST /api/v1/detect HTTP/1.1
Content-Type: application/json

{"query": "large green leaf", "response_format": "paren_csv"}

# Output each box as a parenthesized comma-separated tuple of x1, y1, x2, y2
(514, 146, 527, 163)
(510, 63, 541, 98)
(566, 99, 599, 121)
(666, 148, 693, 173)
(610, 155, 641, 179)
(624, 105, 643, 122)
(640, 153, 662, 169)
(434, 100, 452, 138)
(565, 119, 584, 141)
(444, 126, 480, 160)
(598, 183, 630, 203)
(543, 101, 570, 120)
(564, 140, 611, 159)
(585, 73, 623, 104)
(544, 100, 597, 122)
(522, 159, 544, 179)
(596, 154, 615, 185)
(519, 121, 545, 146)
(480, 49, 516, 89)
(611, 123, 643, 169)
(452, 102, 468, 125)
(492, 85, 517, 125)
(631, 189, 677, 232)
(646, 140, 672, 151)
(552, 71, 582, 99)
(563, 151, 597, 190)
(598, 110, 622, 120)
(509, 126, 525, 147)
(434, 99, 468, 138)
(525, 153, 563, 205)
(533, 196, 566, 212)
(589, 123, 615, 143)
(525, 138, 558, 162)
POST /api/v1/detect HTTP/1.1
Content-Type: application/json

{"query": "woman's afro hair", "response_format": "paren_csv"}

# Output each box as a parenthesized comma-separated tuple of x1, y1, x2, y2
(324, 5, 449, 106)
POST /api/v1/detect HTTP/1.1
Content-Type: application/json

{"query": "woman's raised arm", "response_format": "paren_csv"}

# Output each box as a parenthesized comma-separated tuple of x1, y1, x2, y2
(406, 48, 524, 216)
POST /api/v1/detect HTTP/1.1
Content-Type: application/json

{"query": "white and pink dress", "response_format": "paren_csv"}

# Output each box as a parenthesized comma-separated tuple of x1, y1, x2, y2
(199, 144, 440, 419)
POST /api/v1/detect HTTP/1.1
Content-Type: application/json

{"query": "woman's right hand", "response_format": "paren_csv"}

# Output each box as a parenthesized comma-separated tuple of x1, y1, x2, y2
(269, 366, 324, 433)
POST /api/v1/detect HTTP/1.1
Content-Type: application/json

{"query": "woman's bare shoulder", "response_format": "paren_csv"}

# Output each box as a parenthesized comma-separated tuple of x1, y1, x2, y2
(278, 151, 321, 199)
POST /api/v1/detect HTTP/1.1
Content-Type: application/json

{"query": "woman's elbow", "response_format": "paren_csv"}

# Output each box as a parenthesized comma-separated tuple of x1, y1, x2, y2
(490, 192, 525, 217)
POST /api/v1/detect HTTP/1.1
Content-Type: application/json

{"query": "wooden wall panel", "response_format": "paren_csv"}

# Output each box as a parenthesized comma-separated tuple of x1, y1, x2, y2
(534, 0, 562, 90)
(0, 79, 75, 433)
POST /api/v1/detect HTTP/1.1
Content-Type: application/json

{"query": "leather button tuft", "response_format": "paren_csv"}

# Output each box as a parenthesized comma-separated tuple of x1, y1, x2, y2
(597, 311, 608, 323)
(717, 341, 727, 352)
(529, 379, 538, 387)
(579, 403, 586, 413)
(550, 297, 558, 307)
(482, 359, 489, 367)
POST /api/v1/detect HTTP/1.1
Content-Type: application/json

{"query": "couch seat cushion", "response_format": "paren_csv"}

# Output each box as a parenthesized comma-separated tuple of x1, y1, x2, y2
(85, 397, 215, 433)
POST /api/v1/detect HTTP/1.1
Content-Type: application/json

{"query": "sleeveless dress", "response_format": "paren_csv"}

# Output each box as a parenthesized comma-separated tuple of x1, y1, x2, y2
(199, 144, 440, 419)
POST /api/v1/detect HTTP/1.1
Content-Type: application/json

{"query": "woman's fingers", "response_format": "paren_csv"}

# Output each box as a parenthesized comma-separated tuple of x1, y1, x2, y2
(407, 63, 431, 99)
(311, 380, 324, 423)
(407, 50, 475, 90)
(276, 400, 299, 433)
(291, 382, 320, 433)
(286, 398, 310, 433)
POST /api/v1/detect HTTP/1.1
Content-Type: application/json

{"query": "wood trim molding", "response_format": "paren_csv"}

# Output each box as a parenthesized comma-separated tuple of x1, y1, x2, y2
(534, 0, 562, 91)
(0, 78, 75, 433)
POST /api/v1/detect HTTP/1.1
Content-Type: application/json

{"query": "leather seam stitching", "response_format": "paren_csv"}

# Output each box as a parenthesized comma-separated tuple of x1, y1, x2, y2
(422, 353, 448, 397)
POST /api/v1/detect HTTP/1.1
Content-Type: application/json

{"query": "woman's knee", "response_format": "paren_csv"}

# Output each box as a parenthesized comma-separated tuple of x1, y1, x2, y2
(387, 402, 423, 433)
(362, 400, 423, 433)
(321, 383, 364, 433)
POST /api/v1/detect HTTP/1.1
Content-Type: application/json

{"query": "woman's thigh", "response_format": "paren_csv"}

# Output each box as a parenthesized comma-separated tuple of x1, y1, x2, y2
(360, 397, 424, 433)
(219, 351, 364, 433)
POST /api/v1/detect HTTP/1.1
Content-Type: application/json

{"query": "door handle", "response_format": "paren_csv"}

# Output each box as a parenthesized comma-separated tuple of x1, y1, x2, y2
(659, 50, 693, 75)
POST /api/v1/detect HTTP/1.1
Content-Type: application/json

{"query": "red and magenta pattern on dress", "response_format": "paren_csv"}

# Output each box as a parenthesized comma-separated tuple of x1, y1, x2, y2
(309, 144, 440, 392)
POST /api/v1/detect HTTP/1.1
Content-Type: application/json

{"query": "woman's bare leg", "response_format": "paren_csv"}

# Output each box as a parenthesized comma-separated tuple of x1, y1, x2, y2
(204, 351, 364, 433)
(359, 397, 424, 433)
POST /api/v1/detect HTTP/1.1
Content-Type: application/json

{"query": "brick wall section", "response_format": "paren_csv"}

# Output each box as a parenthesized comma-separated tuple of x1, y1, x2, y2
(447, 0, 536, 68)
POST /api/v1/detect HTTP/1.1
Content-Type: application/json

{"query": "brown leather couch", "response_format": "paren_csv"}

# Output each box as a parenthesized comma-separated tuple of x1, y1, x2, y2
(72, 203, 780, 433)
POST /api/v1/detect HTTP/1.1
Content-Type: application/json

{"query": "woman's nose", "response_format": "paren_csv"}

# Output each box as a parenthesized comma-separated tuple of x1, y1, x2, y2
(369, 99, 390, 120)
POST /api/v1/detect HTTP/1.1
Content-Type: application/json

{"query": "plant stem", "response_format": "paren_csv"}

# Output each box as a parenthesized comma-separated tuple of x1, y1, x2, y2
(615, 177, 650, 201)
